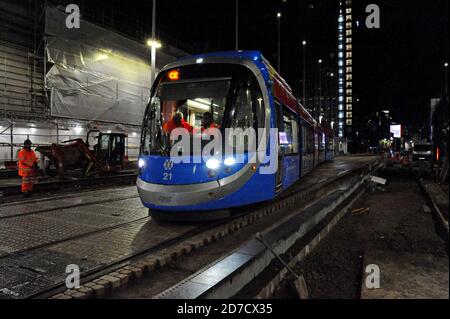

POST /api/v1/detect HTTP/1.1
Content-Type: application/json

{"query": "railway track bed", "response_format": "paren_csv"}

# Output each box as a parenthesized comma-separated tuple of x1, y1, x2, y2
(0, 156, 379, 299)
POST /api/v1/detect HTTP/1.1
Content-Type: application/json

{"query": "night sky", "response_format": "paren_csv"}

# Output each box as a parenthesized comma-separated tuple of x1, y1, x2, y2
(62, 0, 449, 127)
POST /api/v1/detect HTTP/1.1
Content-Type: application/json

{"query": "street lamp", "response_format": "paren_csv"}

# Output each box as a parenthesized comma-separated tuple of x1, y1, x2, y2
(147, 38, 162, 86)
(445, 62, 448, 96)
(146, 39, 162, 48)
(277, 12, 281, 74)
(302, 40, 307, 106)
(318, 59, 323, 120)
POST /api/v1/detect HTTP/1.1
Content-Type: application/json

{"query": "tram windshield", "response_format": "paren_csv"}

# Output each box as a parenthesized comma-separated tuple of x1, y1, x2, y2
(141, 63, 265, 156)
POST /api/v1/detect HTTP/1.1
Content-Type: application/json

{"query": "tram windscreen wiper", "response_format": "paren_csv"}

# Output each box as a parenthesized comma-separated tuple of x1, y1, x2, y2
(145, 127, 168, 157)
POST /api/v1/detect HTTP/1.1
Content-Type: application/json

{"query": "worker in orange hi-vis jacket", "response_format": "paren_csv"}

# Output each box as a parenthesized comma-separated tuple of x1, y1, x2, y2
(18, 139, 38, 197)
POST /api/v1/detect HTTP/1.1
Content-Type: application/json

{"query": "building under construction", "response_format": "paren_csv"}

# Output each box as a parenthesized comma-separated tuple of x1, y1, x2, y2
(0, 0, 185, 167)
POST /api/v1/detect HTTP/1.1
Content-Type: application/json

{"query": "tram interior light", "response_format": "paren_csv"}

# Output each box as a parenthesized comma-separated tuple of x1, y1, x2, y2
(206, 158, 220, 170)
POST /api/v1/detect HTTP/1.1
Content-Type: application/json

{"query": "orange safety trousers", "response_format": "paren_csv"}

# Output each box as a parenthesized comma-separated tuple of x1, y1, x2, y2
(18, 149, 38, 193)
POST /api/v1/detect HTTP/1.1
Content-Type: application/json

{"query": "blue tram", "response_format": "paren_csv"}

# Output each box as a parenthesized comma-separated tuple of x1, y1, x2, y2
(137, 51, 334, 214)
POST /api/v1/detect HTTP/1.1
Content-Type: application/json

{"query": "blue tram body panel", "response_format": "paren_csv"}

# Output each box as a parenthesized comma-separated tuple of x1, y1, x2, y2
(140, 165, 275, 211)
(139, 155, 247, 185)
(137, 50, 334, 214)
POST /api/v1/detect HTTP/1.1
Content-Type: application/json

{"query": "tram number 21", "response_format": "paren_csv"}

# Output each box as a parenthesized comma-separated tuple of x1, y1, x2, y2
(163, 172, 172, 181)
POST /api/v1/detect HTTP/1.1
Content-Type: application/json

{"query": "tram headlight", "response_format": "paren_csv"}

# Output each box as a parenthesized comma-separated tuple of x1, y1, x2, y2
(138, 158, 145, 168)
(224, 157, 236, 166)
(205, 158, 220, 170)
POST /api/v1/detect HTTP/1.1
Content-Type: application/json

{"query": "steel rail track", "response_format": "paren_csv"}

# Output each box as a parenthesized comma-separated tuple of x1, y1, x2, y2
(0, 216, 151, 260)
(0, 172, 137, 197)
(40, 158, 380, 299)
(0, 193, 140, 220)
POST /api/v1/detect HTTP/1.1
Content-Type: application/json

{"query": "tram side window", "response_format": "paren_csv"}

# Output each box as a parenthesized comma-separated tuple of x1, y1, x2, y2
(327, 137, 334, 151)
(281, 109, 298, 155)
(302, 124, 314, 154)
(318, 133, 325, 150)
(229, 84, 254, 130)
(291, 115, 299, 154)
(225, 80, 262, 151)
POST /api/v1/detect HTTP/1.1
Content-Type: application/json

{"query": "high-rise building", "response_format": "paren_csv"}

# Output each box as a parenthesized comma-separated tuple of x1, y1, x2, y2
(337, 0, 353, 140)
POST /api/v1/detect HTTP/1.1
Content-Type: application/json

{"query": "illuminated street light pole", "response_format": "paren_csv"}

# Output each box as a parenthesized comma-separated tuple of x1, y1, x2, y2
(150, 0, 157, 86)
(147, 38, 162, 86)
(277, 12, 281, 74)
(445, 62, 448, 96)
(235, 0, 239, 50)
(318, 59, 322, 121)
(302, 40, 307, 105)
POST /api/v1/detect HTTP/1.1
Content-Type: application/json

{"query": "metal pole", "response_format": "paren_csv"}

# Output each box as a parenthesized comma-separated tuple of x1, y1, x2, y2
(235, 0, 238, 51)
(445, 64, 448, 96)
(277, 16, 281, 74)
(255, 233, 299, 279)
(302, 43, 306, 105)
(318, 61, 322, 120)
(278, 16, 281, 74)
(10, 123, 13, 161)
(150, 0, 157, 86)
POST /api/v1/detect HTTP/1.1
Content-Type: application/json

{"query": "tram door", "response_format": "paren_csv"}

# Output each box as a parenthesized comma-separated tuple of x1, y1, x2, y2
(275, 101, 283, 191)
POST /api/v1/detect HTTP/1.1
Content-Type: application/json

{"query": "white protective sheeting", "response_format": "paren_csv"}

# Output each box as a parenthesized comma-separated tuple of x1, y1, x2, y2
(45, 6, 177, 125)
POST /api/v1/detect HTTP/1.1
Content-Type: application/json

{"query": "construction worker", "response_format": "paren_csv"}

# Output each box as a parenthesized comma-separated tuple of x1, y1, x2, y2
(163, 112, 193, 134)
(201, 111, 219, 132)
(18, 139, 38, 197)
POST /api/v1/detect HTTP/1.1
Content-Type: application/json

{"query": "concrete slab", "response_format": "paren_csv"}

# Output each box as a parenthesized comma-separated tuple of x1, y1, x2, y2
(361, 249, 449, 299)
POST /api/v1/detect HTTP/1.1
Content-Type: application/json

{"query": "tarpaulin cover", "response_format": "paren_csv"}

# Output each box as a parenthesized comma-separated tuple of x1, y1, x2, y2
(45, 6, 177, 125)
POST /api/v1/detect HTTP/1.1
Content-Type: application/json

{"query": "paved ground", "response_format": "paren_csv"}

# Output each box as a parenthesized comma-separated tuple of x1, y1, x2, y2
(274, 168, 448, 299)
(0, 155, 377, 299)
(0, 186, 197, 298)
